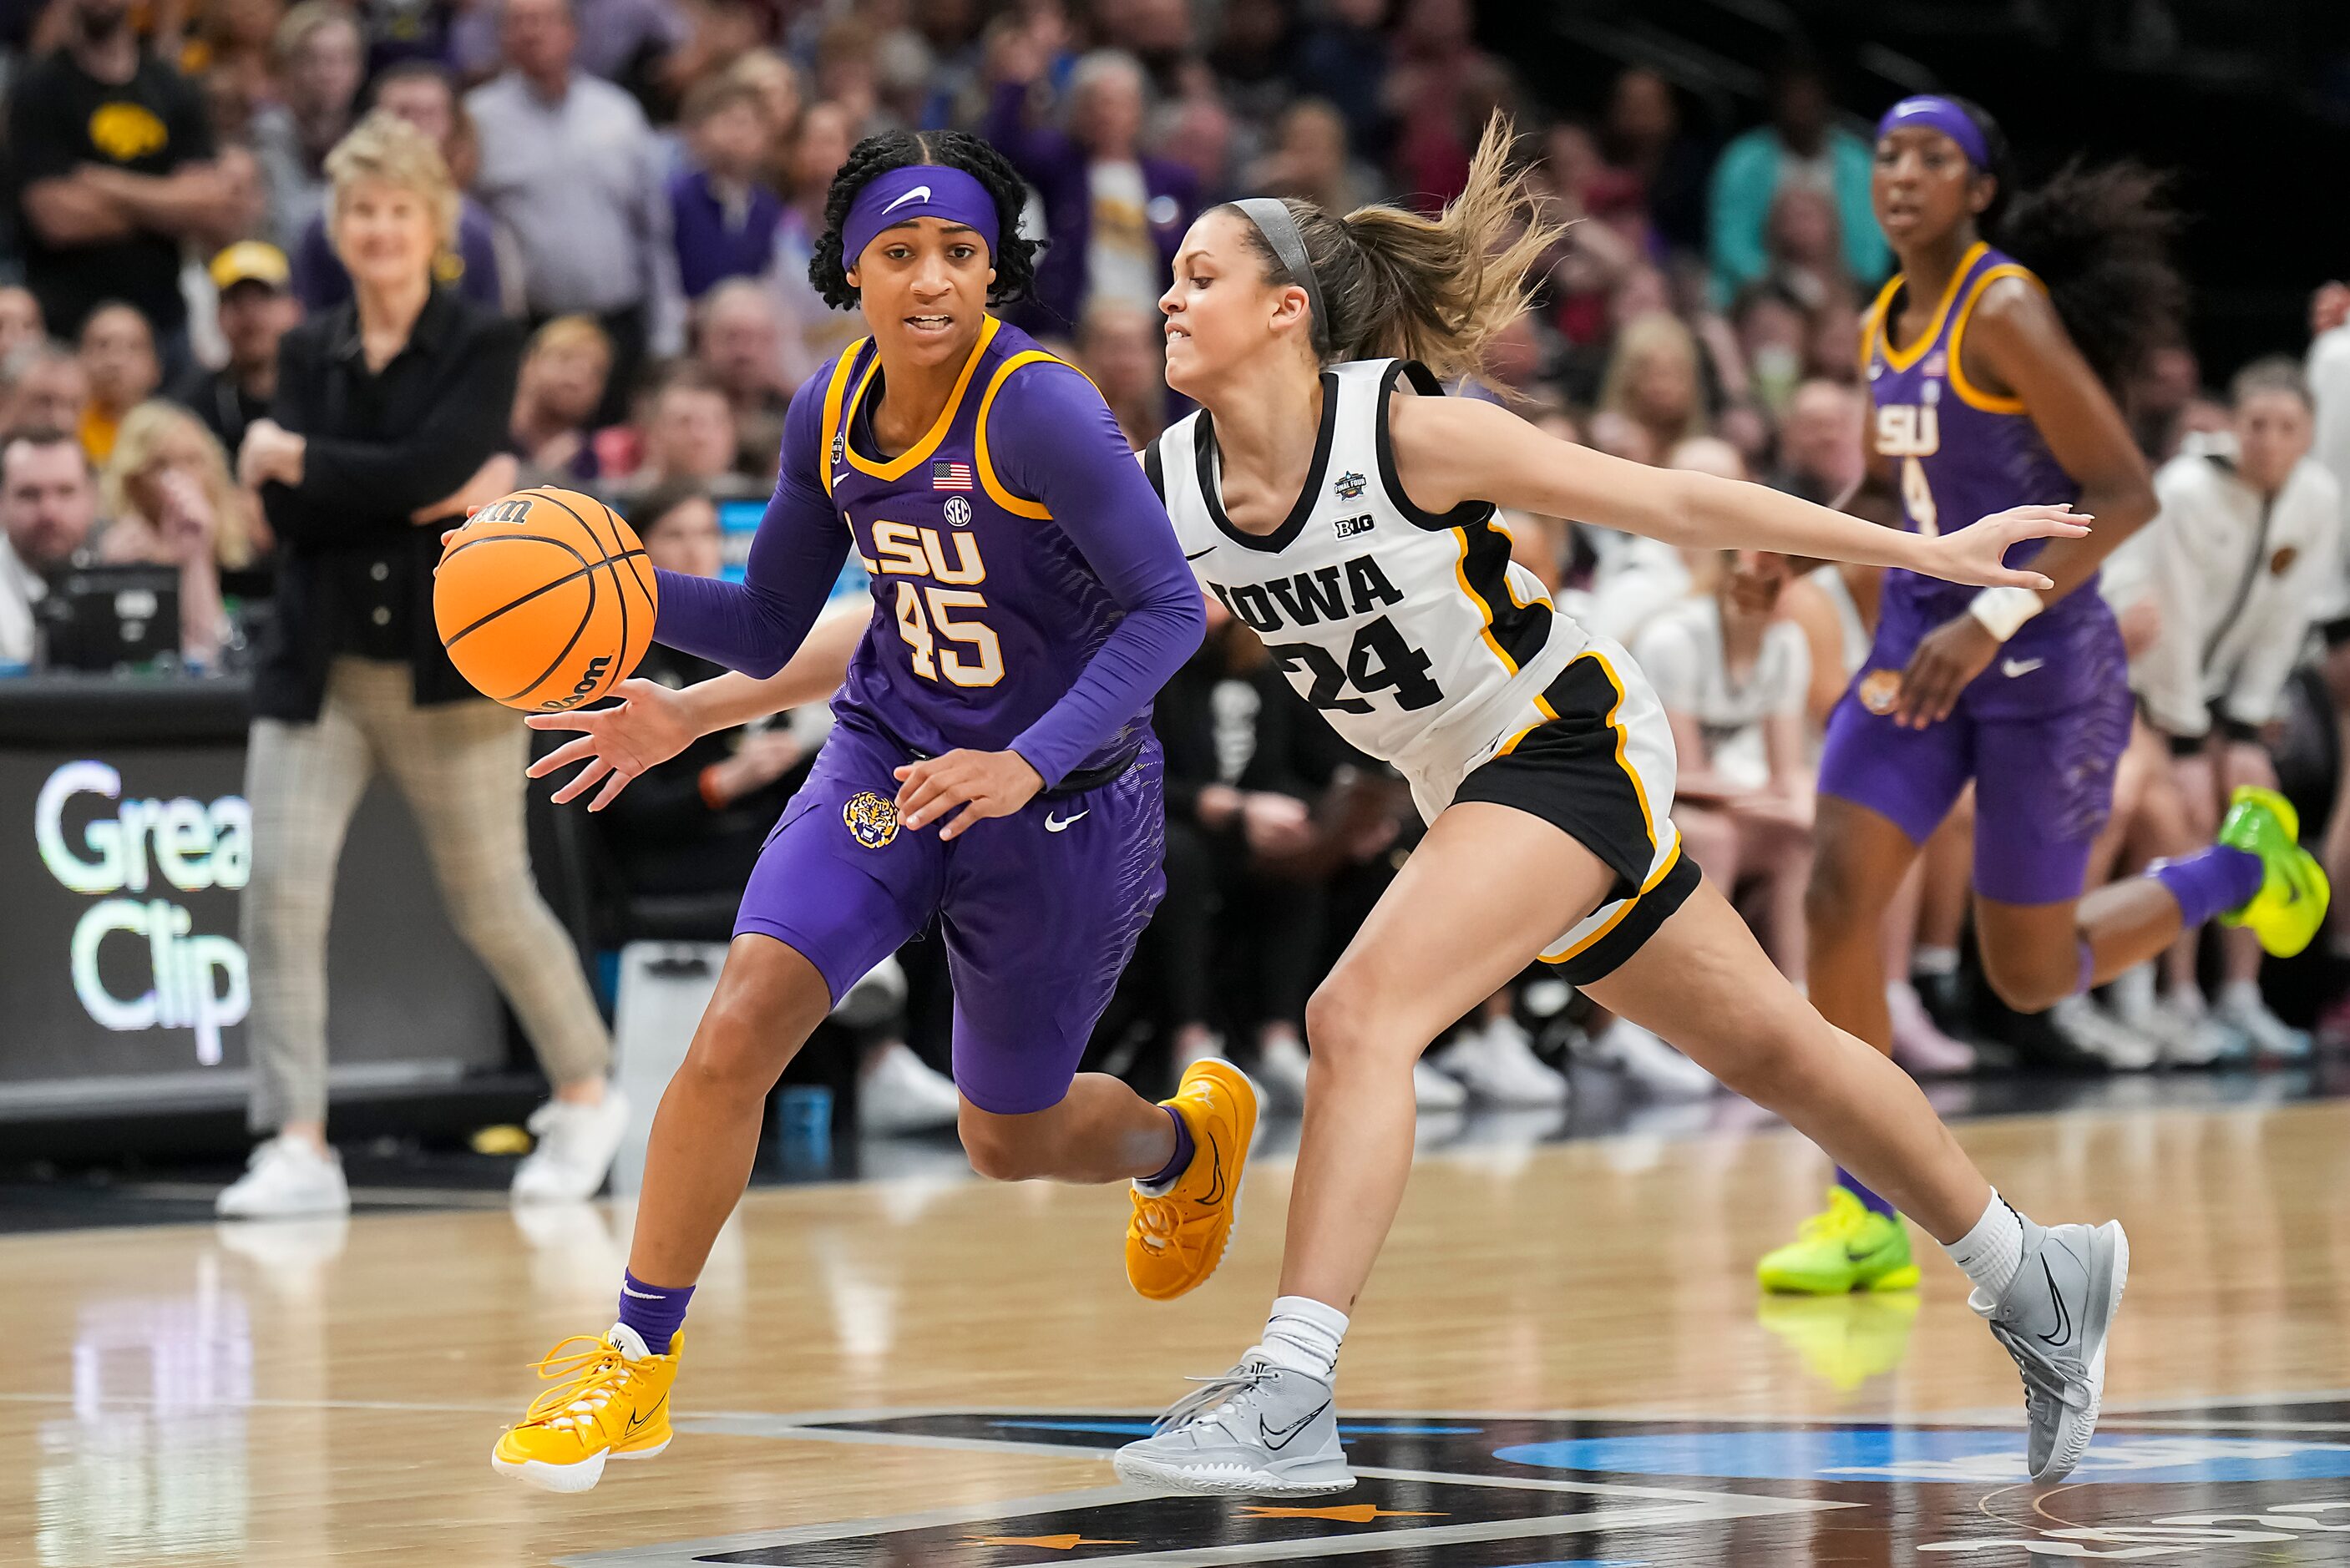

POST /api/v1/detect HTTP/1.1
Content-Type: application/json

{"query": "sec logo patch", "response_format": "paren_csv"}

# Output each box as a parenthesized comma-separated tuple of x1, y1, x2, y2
(843, 791, 899, 849)
(1859, 669, 1903, 715)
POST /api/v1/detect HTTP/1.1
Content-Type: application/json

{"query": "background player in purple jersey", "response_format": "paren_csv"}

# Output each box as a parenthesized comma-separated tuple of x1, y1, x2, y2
(487, 130, 1252, 1495)
(1758, 96, 2331, 1297)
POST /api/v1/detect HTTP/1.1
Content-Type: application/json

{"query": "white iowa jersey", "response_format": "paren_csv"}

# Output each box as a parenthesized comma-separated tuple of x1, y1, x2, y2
(1150, 358, 1589, 772)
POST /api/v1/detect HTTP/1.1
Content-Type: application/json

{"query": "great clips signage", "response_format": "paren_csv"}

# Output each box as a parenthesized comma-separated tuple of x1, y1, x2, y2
(31, 759, 251, 1065)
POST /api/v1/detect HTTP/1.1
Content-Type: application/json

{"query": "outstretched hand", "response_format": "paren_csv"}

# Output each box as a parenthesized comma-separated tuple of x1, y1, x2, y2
(523, 678, 696, 810)
(1918, 504, 2091, 589)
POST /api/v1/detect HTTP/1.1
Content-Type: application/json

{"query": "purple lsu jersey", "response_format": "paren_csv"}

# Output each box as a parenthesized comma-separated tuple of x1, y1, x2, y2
(1821, 240, 2132, 901)
(818, 316, 1140, 773)
(1867, 240, 2086, 626)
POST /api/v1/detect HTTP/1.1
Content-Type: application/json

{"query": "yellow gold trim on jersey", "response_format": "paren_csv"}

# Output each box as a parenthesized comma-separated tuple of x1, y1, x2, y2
(841, 315, 1003, 481)
(1537, 841, 1683, 964)
(1582, 650, 1658, 852)
(1876, 240, 1990, 372)
(1861, 276, 1899, 373)
(1494, 722, 1541, 757)
(1946, 263, 2044, 414)
(972, 349, 1102, 519)
(818, 340, 870, 498)
(1454, 524, 1518, 676)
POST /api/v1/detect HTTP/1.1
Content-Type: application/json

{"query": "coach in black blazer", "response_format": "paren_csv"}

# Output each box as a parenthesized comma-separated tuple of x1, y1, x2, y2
(223, 111, 622, 1223)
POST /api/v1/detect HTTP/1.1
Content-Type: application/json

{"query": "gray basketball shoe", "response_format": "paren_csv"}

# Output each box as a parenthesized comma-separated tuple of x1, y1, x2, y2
(1113, 1349, 1355, 1496)
(1974, 1218, 2130, 1481)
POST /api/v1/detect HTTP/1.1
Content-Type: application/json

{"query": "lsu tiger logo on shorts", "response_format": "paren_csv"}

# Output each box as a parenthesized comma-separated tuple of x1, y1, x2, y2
(1859, 668, 1903, 715)
(843, 791, 899, 849)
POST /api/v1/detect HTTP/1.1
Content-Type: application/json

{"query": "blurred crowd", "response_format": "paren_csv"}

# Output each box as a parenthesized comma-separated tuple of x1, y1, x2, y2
(7, 0, 2350, 1150)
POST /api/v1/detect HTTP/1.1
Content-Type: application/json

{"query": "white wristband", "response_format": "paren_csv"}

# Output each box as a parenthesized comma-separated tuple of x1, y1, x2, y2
(1968, 586, 2046, 642)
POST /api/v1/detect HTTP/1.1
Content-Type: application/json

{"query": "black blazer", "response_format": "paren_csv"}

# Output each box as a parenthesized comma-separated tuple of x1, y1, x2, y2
(252, 287, 523, 721)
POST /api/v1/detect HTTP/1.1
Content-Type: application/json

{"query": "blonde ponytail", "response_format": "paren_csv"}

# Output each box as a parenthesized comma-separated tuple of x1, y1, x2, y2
(1228, 114, 1564, 387)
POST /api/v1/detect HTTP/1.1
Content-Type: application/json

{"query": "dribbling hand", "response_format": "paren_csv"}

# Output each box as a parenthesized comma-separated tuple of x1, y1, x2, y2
(524, 679, 696, 810)
(1917, 504, 2091, 589)
(894, 749, 1045, 841)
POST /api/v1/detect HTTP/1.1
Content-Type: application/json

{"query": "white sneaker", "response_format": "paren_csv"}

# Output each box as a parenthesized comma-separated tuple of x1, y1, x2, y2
(832, 954, 907, 1029)
(2048, 996, 2159, 1071)
(1586, 1017, 1715, 1099)
(2109, 969, 2229, 1067)
(512, 1088, 632, 1203)
(1411, 1059, 1467, 1110)
(1432, 1016, 1569, 1105)
(1254, 1031, 1312, 1112)
(216, 1136, 349, 1219)
(2215, 982, 2311, 1060)
(857, 1041, 962, 1135)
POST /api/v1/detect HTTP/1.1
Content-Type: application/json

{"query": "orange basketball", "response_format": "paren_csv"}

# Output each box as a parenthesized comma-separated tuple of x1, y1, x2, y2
(433, 487, 658, 711)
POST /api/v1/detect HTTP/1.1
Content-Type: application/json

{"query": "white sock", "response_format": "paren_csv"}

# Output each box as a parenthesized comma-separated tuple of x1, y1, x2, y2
(1943, 1189, 2039, 1301)
(1912, 945, 1960, 979)
(1259, 1295, 1349, 1383)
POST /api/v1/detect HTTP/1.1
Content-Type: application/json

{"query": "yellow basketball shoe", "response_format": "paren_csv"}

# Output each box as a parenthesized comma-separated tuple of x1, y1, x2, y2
(491, 1323, 680, 1493)
(2216, 785, 2330, 958)
(1126, 1060, 1257, 1302)
(1756, 1186, 1921, 1295)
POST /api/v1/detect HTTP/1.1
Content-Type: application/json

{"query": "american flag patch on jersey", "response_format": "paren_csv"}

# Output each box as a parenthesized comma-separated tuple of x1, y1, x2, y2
(933, 461, 973, 491)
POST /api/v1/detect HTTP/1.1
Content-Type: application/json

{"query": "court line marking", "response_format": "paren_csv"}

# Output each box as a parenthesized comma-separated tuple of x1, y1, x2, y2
(553, 1469, 1840, 1567)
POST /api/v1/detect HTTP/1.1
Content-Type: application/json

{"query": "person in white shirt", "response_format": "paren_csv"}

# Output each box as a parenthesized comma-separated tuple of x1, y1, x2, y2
(1636, 549, 1815, 979)
(0, 426, 104, 665)
(2303, 288, 2350, 1007)
(2101, 357, 2340, 1058)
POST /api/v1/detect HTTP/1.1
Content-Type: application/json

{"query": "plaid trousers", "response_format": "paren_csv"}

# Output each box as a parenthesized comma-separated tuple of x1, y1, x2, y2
(241, 658, 612, 1130)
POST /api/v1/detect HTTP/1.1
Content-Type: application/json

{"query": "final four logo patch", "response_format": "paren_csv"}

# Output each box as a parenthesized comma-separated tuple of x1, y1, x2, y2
(1333, 470, 1367, 500)
(843, 792, 900, 849)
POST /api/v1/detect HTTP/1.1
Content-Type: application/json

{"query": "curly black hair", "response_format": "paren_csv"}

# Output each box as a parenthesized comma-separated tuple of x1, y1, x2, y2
(808, 129, 1040, 311)
(1948, 98, 2186, 392)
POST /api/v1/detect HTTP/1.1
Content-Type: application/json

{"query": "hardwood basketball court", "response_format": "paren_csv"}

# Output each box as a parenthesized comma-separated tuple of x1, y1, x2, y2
(9, 1093, 2350, 1565)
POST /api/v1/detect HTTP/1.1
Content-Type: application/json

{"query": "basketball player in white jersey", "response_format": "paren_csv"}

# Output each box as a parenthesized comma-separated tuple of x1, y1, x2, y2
(526, 119, 2130, 1495)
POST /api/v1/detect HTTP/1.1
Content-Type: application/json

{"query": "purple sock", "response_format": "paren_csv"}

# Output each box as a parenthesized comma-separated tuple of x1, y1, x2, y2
(617, 1269, 692, 1353)
(1140, 1104, 1193, 1189)
(1836, 1166, 1897, 1218)
(2150, 846, 2266, 928)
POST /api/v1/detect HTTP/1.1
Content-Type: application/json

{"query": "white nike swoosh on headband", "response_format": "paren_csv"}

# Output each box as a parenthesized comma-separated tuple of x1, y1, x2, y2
(880, 185, 932, 215)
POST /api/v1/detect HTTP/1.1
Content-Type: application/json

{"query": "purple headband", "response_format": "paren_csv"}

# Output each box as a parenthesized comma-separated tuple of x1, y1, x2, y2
(840, 164, 1000, 271)
(1876, 96, 1990, 169)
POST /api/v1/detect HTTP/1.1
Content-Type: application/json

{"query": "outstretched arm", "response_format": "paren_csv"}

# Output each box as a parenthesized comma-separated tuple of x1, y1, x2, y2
(1388, 392, 2085, 590)
(525, 604, 867, 810)
(650, 375, 848, 676)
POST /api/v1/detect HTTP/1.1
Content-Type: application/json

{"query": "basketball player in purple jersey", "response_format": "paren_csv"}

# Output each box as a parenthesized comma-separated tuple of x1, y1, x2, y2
(488, 132, 1256, 1494)
(1758, 96, 2329, 1296)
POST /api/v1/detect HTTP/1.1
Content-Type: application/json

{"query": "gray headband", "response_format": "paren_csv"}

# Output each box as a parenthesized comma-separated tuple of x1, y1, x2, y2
(1233, 196, 1330, 357)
